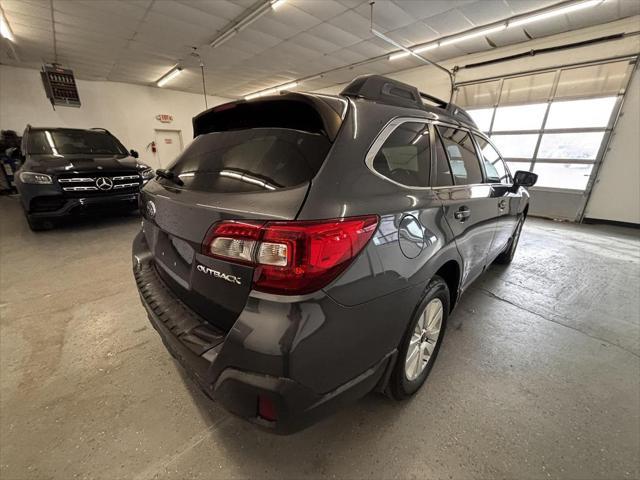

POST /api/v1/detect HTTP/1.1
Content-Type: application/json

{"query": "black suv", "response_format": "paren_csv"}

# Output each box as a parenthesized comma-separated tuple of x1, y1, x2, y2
(132, 75, 537, 433)
(14, 126, 154, 230)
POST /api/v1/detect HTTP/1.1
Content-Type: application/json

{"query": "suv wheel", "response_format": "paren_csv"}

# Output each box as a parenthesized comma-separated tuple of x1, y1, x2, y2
(494, 214, 525, 265)
(390, 276, 449, 399)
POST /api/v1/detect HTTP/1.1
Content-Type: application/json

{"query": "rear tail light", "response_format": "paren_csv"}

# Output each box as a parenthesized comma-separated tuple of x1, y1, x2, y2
(202, 215, 379, 295)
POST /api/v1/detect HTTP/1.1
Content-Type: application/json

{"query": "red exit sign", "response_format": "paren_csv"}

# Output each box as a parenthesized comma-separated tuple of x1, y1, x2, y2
(155, 114, 173, 123)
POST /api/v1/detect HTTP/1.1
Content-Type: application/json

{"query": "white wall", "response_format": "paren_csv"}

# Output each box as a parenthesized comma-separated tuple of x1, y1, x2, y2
(0, 65, 230, 169)
(584, 68, 640, 224)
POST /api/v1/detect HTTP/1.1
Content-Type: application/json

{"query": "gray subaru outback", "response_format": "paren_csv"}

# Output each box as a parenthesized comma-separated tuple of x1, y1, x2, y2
(132, 75, 537, 433)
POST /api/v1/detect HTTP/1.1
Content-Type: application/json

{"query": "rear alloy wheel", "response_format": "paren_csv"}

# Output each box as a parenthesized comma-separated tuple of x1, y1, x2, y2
(495, 214, 525, 264)
(391, 276, 449, 399)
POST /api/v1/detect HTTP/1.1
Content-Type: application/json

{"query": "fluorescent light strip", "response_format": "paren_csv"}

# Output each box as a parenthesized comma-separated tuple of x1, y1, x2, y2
(0, 10, 15, 42)
(271, 0, 287, 10)
(245, 81, 298, 100)
(439, 25, 506, 47)
(389, 0, 603, 61)
(157, 67, 183, 87)
(509, 0, 601, 27)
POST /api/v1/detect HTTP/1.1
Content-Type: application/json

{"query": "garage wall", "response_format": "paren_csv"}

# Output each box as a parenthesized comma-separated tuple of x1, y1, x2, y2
(584, 68, 640, 225)
(0, 65, 231, 169)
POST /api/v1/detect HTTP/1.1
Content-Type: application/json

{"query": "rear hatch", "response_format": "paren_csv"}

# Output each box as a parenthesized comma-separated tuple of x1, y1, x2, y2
(141, 94, 345, 331)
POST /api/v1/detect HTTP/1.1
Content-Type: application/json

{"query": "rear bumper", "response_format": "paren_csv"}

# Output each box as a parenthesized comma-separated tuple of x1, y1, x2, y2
(132, 231, 393, 434)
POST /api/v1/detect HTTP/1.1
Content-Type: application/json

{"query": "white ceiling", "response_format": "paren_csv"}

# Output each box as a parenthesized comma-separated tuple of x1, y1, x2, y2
(1, 0, 638, 98)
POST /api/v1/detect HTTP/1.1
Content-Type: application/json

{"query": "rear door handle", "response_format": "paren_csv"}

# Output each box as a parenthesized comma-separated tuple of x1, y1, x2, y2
(454, 207, 471, 221)
(498, 199, 507, 210)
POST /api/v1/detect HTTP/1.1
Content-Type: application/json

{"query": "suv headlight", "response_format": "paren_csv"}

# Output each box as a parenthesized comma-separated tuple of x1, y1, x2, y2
(137, 164, 155, 180)
(141, 168, 154, 180)
(20, 172, 53, 184)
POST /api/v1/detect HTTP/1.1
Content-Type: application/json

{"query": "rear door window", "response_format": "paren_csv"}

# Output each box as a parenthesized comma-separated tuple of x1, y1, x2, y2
(437, 127, 483, 185)
(474, 135, 512, 184)
(167, 128, 331, 193)
(371, 121, 430, 187)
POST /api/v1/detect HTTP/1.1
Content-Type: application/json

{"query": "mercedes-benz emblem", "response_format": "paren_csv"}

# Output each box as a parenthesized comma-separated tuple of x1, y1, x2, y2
(146, 200, 156, 218)
(96, 177, 114, 190)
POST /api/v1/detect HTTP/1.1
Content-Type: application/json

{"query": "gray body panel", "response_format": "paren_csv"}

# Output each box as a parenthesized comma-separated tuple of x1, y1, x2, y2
(133, 86, 530, 433)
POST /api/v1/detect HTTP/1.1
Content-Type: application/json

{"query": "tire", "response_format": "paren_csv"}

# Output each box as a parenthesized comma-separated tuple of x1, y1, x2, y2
(494, 213, 526, 265)
(390, 276, 449, 400)
(26, 215, 54, 231)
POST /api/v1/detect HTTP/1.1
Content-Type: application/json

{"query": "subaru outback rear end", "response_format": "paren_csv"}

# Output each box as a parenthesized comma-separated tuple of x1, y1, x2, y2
(133, 79, 458, 433)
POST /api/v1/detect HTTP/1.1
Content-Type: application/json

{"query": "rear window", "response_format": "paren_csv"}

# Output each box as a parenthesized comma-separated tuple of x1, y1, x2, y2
(167, 128, 331, 193)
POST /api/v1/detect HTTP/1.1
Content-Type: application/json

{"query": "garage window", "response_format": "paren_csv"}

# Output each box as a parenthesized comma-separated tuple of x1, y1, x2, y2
(458, 58, 634, 195)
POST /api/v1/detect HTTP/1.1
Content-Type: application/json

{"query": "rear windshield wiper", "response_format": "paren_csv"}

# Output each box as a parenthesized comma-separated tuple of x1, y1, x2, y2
(155, 169, 183, 186)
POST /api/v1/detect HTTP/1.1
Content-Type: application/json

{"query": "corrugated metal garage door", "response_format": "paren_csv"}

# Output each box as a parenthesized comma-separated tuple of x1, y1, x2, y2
(454, 56, 637, 221)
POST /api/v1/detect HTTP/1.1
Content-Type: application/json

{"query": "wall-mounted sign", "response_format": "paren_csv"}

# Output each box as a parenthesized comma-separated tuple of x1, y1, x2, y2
(41, 65, 81, 108)
(164, 138, 173, 144)
(155, 114, 173, 123)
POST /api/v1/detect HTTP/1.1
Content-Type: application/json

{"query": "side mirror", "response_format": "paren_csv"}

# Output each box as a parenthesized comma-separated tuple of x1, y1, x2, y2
(130, 149, 139, 159)
(513, 170, 538, 188)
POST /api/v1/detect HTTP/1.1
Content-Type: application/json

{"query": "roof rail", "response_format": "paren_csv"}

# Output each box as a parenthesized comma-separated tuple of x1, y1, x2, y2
(340, 75, 477, 129)
(341, 75, 423, 110)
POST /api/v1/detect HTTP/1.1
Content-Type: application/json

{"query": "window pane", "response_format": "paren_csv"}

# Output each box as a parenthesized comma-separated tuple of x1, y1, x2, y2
(438, 127, 483, 185)
(492, 103, 547, 131)
(500, 71, 555, 105)
(466, 108, 493, 132)
(533, 162, 594, 190)
(506, 161, 532, 175)
(555, 61, 632, 99)
(434, 131, 453, 187)
(455, 80, 500, 108)
(169, 128, 330, 193)
(372, 122, 430, 187)
(537, 132, 605, 160)
(491, 134, 539, 158)
(545, 97, 617, 129)
(474, 135, 511, 184)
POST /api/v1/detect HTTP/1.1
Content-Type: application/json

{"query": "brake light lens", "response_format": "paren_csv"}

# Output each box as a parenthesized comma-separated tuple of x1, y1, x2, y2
(202, 215, 379, 295)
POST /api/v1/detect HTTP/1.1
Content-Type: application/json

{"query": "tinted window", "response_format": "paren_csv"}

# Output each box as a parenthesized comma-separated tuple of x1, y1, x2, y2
(437, 127, 483, 185)
(167, 128, 331, 193)
(372, 122, 430, 187)
(474, 135, 511, 184)
(27, 129, 126, 155)
(434, 130, 453, 187)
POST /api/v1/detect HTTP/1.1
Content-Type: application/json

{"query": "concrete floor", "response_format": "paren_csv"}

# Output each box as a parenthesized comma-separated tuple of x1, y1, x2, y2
(1, 194, 639, 480)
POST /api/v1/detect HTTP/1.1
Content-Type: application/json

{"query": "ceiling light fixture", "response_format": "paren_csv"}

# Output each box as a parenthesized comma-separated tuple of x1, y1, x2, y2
(245, 81, 298, 100)
(210, 0, 287, 49)
(508, 0, 602, 28)
(156, 67, 183, 87)
(271, 0, 287, 10)
(388, 0, 603, 61)
(0, 9, 15, 42)
(439, 25, 507, 47)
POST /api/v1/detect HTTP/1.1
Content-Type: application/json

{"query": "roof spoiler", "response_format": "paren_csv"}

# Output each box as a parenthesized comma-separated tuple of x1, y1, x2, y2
(192, 93, 344, 141)
(340, 75, 477, 128)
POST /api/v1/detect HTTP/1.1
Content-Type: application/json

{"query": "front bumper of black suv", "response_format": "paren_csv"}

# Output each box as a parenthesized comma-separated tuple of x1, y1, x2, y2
(132, 230, 393, 434)
(26, 192, 139, 217)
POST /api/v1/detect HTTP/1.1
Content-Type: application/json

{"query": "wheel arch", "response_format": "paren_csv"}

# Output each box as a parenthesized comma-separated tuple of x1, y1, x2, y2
(434, 259, 461, 311)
